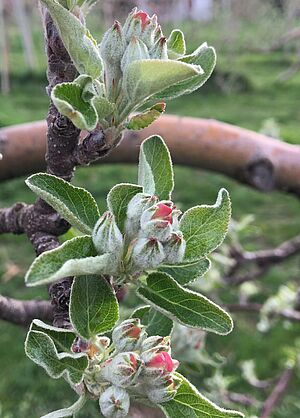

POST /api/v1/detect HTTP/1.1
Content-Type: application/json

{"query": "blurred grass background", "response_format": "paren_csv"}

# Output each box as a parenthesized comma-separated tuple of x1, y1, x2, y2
(1, 2, 300, 417)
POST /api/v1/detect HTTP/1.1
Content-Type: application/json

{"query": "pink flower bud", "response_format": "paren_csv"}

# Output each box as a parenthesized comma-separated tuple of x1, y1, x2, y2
(131, 237, 165, 269)
(148, 351, 179, 373)
(141, 336, 170, 352)
(153, 202, 174, 224)
(101, 352, 142, 388)
(112, 318, 147, 352)
(133, 10, 150, 31)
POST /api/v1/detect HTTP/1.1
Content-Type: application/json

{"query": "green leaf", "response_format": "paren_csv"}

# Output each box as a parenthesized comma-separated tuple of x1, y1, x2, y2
(70, 275, 119, 340)
(40, 0, 102, 78)
(161, 373, 244, 418)
(92, 96, 115, 120)
(137, 272, 233, 335)
(107, 183, 143, 233)
(159, 258, 211, 286)
(180, 188, 231, 261)
(127, 102, 166, 130)
(131, 305, 173, 337)
(51, 82, 98, 131)
(26, 173, 100, 234)
(138, 135, 174, 200)
(154, 43, 216, 101)
(30, 320, 76, 353)
(41, 394, 87, 418)
(123, 59, 202, 103)
(25, 330, 88, 385)
(25, 236, 115, 286)
(167, 30, 186, 59)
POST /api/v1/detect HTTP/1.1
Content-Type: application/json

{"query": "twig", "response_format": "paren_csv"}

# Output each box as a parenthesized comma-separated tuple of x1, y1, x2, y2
(260, 368, 294, 418)
(225, 235, 300, 285)
(226, 303, 300, 322)
(0, 294, 53, 326)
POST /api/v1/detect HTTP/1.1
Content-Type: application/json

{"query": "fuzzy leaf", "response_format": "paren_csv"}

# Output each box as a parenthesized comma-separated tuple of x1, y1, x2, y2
(92, 96, 115, 120)
(127, 103, 166, 130)
(30, 320, 76, 353)
(154, 43, 216, 100)
(137, 272, 233, 335)
(25, 331, 88, 385)
(70, 275, 119, 340)
(123, 59, 202, 103)
(159, 258, 211, 286)
(25, 236, 116, 286)
(51, 82, 98, 131)
(107, 183, 143, 233)
(26, 173, 100, 234)
(180, 188, 231, 261)
(131, 305, 173, 337)
(161, 373, 244, 418)
(41, 394, 86, 418)
(167, 30, 186, 59)
(40, 0, 102, 78)
(138, 135, 174, 200)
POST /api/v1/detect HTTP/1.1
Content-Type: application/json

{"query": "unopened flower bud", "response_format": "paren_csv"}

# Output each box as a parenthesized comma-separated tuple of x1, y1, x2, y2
(145, 375, 181, 404)
(92, 212, 123, 257)
(131, 237, 165, 269)
(121, 37, 150, 72)
(150, 37, 168, 60)
(140, 14, 158, 48)
(154, 24, 163, 42)
(142, 350, 178, 377)
(123, 8, 151, 42)
(163, 231, 186, 264)
(99, 20, 126, 66)
(140, 202, 176, 242)
(99, 386, 130, 418)
(141, 335, 171, 353)
(112, 318, 147, 352)
(101, 352, 142, 388)
(125, 193, 158, 239)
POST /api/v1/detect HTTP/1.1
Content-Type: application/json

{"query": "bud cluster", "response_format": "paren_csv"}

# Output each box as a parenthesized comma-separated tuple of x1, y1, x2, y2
(79, 319, 180, 417)
(91, 193, 186, 281)
(126, 193, 186, 272)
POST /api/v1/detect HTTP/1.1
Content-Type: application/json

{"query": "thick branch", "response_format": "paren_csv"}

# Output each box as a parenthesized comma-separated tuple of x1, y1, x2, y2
(0, 294, 53, 326)
(260, 368, 294, 418)
(1, 117, 300, 197)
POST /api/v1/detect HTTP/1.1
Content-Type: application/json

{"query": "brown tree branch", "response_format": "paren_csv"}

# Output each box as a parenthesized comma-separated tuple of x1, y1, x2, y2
(1, 117, 300, 197)
(0, 294, 53, 326)
(260, 368, 294, 418)
(226, 303, 300, 322)
(225, 235, 300, 285)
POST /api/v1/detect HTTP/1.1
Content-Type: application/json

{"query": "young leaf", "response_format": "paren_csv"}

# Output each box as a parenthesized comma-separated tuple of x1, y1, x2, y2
(26, 173, 100, 234)
(138, 135, 174, 200)
(40, 0, 102, 79)
(70, 275, 119, 340)
(51, 83, 98, 131)
(31, 320, 76, 353)
(160, 373, 244, 418)
(92, 96, 115, 120)
(137, 272, 233, 335)
(131, 305, 173, 337)
(127, 103, 166, 130)
(180, 188, 231, 261)
(107, 183, 143, 232)
(159, 258, 211, 286)
(167, 29, 186, 59)
(123, 59, 202, 103)
(25, 236, 116, 286)
(41, 394, 87, 418)
(154, 43, 216, 101)
(25, 331, 88, 385)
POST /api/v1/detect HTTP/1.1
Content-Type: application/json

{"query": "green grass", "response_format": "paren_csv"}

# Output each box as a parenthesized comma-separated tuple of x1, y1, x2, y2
(1, 11, 300, 418)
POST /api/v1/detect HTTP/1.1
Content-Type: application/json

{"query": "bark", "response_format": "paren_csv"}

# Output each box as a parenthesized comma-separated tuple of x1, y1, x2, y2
(1, 117, 300, 197)
(0, 295, 53, 326)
